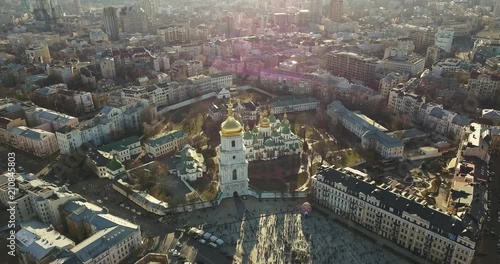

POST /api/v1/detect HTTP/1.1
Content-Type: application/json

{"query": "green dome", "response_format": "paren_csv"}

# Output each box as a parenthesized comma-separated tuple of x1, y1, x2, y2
(264, 139, 275, 147)
(252, 126, 259, 133)
(271, 129, 280, 137)
(257, 133, 264, 139)
(281, 125, 290, 134)
(269, 114, 276, 123)
(243, 130, 253, 140)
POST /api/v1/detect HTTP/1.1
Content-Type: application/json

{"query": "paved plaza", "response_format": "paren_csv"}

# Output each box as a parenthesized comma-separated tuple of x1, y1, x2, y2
(175, 197, 412, 264)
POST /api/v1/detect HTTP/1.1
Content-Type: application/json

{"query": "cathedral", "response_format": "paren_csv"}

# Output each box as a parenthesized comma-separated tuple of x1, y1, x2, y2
(243, 111, 300, 161)
(217, 101, 301, 199)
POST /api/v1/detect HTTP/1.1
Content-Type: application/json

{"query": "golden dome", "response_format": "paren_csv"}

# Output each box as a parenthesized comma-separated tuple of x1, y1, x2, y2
(259, 110, 271, 128)
(221, 101, 243, 137)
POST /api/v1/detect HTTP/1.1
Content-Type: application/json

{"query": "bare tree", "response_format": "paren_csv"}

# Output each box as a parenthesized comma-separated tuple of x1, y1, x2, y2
(314, 139, 329, 166)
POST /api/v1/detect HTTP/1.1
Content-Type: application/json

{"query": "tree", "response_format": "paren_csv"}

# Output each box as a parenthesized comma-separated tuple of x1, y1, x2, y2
(314, 139, 329, 166)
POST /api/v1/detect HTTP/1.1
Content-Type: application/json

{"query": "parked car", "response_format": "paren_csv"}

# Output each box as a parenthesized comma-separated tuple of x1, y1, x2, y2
(209, 242, 217, 248)
(198, 239, 207, 244)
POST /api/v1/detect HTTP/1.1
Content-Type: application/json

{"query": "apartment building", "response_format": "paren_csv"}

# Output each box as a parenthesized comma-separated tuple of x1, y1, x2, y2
(7, 126, 59, 157)
(98, 136, 141, 162)
(418, 103, 471, 139)
(24, 107, 79, 132)
(120, 6, 149, 34)
(382, 48, 425, 77)
(312, 166, 479, 264)
(210, 72, 233, 90)
(388, 86, 425, 121)
(326, 51, 379, 85)
(481, 109, 500, 125)
(144, 130, 186, 158)
(56, 100, 152, 154)
(327, 101, 404, 159)
(16, 220, 75, 264)
(0, 172, 81, 229)
(467, 72, 500, 100)
(0, 116, 26, 142)
(186, 75, 214, 96)
(54, 200, 142, 264)
(379, 72, 409, 97)
(157, 25, 189, 44)
(461, 123, 494, 162)
(85, 145, 126, 179)
(431, 58, 463, 77)
(100, 56, 116, 79)
(58, 89, 95, 113)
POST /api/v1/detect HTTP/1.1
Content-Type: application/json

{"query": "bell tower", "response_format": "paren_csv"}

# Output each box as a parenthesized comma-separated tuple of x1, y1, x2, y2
(218, 100, 249, 198)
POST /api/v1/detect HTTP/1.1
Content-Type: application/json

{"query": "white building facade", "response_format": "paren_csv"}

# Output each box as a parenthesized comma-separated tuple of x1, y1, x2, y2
(218, 102, 249, 199)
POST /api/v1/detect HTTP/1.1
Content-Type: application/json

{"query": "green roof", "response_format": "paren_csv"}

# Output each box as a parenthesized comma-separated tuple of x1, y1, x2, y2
(244, 131, 253, 140)
(146, 130, 185, 147)
(269, 114, 276, 122)
(106, 156, 123, 171)
(270, 96, 319, 108)
(281, 125, 290, 134)
(99, 136, 140, 152)
(264, 139, 275, 147)
(271, 129, 280, 137)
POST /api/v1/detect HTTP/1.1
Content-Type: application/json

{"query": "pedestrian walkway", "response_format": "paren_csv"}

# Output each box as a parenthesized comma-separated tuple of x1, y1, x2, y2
(176, 197, 410, 264)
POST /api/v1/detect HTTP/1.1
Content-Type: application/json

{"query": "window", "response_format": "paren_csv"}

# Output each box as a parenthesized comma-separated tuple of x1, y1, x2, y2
(232, 169, 237, 180)
(233, 155, 236, 160)
(231, 140, 235, 147)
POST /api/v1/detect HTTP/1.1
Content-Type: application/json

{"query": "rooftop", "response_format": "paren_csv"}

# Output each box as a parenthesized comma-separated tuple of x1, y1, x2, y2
(145, 130, 185, 147)
(315, 166, 478, 242)
(99, 136, 140, 153)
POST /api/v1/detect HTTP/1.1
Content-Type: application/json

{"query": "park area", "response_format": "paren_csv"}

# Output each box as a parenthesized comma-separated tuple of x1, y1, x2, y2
(248, 155, 307, 192)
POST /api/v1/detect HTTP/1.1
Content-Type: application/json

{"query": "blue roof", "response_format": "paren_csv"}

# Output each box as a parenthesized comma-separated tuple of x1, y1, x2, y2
(328, 101, 403, 149)
(60, 201, 140, 263)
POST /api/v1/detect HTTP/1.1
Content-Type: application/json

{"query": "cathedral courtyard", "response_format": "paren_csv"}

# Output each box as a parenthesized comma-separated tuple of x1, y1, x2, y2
(248, 154, 305, 191)
(168, 197, 411, 264)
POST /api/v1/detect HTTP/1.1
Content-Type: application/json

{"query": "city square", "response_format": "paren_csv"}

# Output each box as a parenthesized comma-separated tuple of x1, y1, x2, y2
(168, 197, 411, 264)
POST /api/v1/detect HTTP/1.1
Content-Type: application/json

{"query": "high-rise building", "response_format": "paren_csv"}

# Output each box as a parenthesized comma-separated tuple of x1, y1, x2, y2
(120, 6, 149, 34)
(326, 51, 379, 85)
(73, 0, 82, 15)
(494, 1, 500, 18)
(34, 0, 53, 23)
(434, 27, 454, 53)
(310, 0, 322, 23)
(328, 0, 343, 21)
(21, 0, 33, 13)
(103, 7, 120, 41)
(139, 0, 159, 19)
(218, 101, 249, 199)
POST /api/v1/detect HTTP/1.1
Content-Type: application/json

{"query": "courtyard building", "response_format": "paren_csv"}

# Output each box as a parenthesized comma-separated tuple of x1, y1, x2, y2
(327, 101, 404, 159)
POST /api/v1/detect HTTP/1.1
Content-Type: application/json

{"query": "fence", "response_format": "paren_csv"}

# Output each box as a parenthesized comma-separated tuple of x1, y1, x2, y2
(157, 92, 216, 114)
